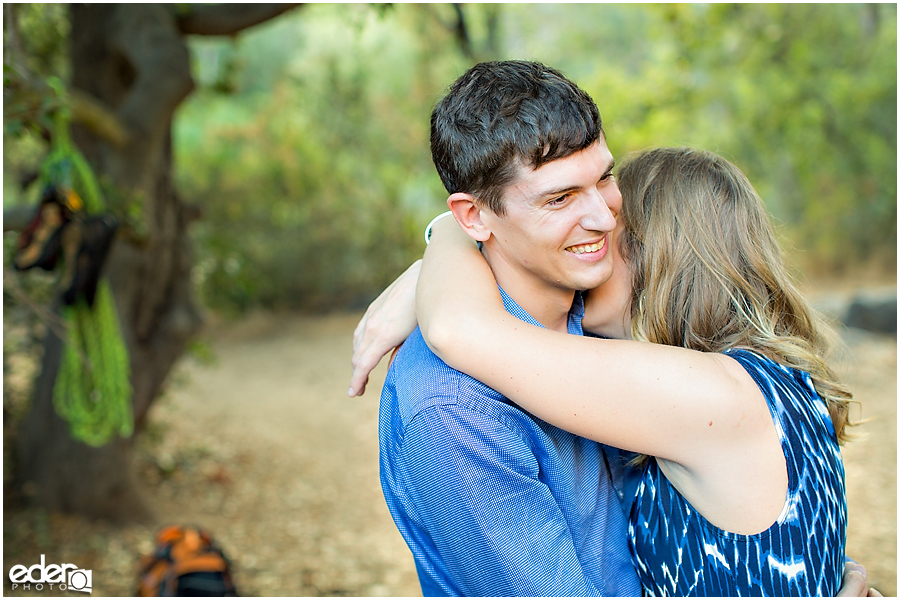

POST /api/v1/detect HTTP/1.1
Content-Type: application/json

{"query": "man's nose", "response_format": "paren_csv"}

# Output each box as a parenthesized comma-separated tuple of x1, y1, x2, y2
(580, 188, 617, 232)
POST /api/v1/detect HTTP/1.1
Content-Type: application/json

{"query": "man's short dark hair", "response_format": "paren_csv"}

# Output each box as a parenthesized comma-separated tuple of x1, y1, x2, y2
(430, 60, 603, 215)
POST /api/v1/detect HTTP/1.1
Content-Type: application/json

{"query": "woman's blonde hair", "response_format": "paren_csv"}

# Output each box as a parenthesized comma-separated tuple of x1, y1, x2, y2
(618, 147, 852, 442)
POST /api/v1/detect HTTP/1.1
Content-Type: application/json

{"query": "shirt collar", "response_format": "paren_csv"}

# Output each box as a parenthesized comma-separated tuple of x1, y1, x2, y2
(497, 287, 585, 336)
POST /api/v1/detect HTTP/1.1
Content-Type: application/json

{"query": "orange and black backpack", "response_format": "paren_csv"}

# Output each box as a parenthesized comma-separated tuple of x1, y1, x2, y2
(137, 525, 238, 596)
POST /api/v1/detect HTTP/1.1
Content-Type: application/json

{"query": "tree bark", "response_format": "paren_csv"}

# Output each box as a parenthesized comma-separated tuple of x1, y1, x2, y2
(16, 4, 203, 522)
(176, 3, 300, 36)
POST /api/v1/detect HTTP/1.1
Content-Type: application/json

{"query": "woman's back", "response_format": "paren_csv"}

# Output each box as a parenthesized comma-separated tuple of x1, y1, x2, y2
(628, 349, 847, 596)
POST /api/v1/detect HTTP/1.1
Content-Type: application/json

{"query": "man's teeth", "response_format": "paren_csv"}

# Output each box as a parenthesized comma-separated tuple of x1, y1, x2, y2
(566, 239, 605, 254)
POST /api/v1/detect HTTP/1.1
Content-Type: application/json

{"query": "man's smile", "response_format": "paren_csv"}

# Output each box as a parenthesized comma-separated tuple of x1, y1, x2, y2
(565, 237, 606, 255)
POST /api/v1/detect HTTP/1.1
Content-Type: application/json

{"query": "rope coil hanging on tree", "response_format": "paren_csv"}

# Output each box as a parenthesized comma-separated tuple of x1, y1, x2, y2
(14, 78, 134, 447)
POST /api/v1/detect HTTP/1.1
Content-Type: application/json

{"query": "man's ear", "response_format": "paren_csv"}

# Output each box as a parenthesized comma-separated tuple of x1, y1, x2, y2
(447, 193, 492, 243)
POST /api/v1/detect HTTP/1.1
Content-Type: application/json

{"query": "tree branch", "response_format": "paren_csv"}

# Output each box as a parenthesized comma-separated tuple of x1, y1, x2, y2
(451, 4, 475, 62)
(68, 89, 131, 146)
(421, 4, 476, 62)
(4, 4, 24, 62)
(175, 4, 302, 36)
(4, 5, 131, 147)
(5, 77, 131, 147)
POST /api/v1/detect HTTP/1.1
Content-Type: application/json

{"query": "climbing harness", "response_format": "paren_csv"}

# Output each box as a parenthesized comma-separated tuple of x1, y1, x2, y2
(14, 78, 133, 446)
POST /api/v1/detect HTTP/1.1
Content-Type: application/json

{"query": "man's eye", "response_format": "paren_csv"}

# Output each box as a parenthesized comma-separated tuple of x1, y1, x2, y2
(601, 172, 616, 182)
(548, 194, 569, 206)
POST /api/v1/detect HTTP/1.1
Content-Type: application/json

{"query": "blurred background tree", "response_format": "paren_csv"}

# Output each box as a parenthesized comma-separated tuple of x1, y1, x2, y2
(4, 4, 896, 520)
(174, 3, 895, 315)
(3, 3, 299, 520)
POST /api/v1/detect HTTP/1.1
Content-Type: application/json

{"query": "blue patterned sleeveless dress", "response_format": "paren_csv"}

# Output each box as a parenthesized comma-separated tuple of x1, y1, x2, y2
(628, 348, 847, 596)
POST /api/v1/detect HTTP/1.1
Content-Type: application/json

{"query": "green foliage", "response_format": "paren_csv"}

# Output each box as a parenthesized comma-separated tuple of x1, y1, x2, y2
(3, 4, 70, 155)
(6, 5, 895, 317)
(177, 5, 462, 312)
(528, 4, 897, 274)
(173, 4, 894, 314)
(11, 3, 70, 78)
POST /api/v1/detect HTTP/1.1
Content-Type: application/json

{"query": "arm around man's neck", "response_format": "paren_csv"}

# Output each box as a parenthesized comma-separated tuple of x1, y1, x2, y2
(417, 215, 505, 356)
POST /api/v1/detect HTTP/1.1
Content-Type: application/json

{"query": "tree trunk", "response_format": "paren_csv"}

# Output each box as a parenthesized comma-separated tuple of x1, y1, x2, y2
(15, 4, 202, 522)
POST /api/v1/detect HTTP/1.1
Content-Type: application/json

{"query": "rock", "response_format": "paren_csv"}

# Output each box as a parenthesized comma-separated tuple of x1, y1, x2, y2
(844, 289, 897, 336)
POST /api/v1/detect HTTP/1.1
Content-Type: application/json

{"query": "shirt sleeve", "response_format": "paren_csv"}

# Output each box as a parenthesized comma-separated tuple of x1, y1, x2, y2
(395, 403, 605, 596)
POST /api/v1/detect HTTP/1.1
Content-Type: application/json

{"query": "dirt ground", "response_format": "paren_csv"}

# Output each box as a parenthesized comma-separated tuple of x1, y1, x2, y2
(3, 302, 897, 596)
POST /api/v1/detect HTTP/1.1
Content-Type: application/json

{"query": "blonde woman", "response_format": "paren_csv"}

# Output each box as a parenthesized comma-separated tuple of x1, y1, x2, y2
(352, 147, 854, 596)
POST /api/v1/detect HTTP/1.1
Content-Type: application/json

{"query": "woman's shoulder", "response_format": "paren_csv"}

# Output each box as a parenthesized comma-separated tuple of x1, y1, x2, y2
(722, 347, 780, 369)
(722, 347, 812, 391)
(722, 347, 837, 443)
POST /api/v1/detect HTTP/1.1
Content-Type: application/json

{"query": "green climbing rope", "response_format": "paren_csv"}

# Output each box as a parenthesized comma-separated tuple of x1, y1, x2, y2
(53, 281, 133, 445)
(43, 77, 133, 446)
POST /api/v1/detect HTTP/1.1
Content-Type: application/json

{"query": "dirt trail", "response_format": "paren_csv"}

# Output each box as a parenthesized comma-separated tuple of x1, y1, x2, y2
(3, 309, 896, 596)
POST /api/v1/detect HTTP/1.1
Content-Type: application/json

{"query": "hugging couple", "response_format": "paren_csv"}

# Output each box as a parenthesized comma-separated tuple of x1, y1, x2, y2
(350, 60, 875, 597)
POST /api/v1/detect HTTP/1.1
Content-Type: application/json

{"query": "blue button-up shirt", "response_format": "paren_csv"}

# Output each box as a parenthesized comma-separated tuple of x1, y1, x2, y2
(379, 289, 642, 596)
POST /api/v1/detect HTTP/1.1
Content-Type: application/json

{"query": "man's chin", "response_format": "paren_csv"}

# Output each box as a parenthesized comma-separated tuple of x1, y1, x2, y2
(567, 269, 613, 293)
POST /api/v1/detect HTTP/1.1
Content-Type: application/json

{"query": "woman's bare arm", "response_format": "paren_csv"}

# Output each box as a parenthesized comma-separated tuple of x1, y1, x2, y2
(417, 216, 770, 468)
(349, 260, 421, 396)
(416, 216, 504, 343)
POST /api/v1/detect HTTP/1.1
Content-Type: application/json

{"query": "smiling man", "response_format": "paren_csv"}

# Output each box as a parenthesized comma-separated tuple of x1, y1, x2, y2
(378, 61, 641, 596)
(450, 139, 619, 332)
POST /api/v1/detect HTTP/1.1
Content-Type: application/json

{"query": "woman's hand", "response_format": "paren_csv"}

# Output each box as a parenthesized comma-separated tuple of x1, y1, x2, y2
(582, 221, 632, 340)
(835, 561, 881, 597)
(349, 259, 421, 397)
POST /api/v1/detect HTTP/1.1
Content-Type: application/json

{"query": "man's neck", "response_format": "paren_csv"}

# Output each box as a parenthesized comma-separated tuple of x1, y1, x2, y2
(482, 249, 575, 333)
